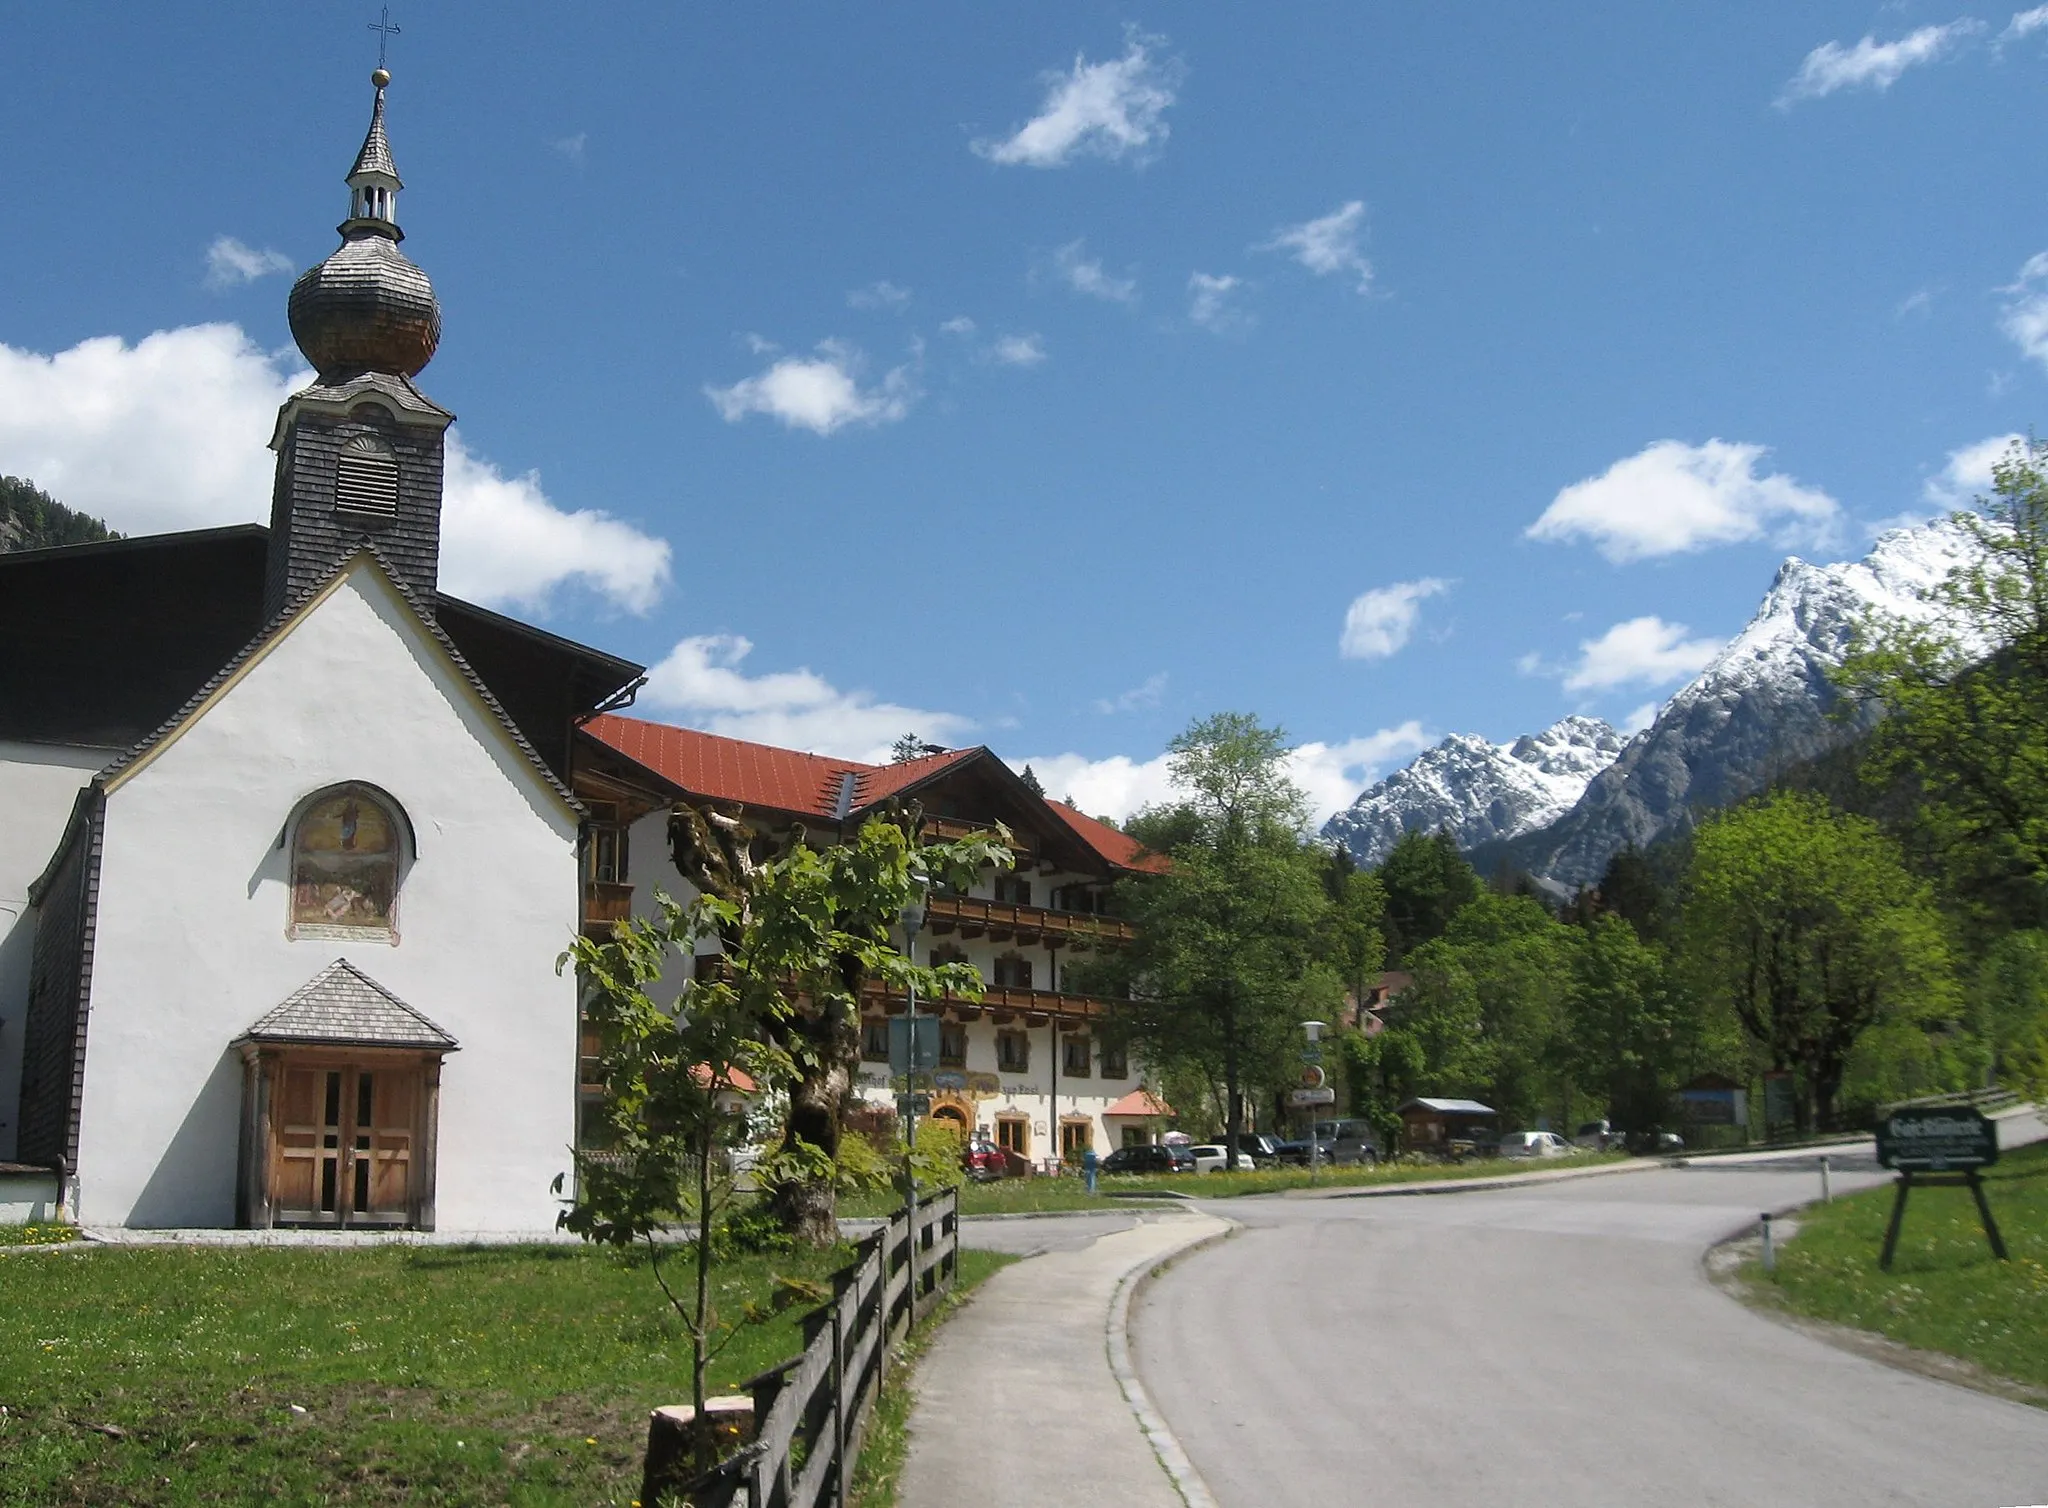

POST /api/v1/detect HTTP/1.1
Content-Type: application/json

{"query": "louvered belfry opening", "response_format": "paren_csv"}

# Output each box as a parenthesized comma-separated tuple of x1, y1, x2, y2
(335, 433, 401, 519)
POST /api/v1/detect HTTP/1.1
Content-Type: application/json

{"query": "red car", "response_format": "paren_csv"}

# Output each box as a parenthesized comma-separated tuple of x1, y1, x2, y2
(963, 1140, 1023, 1181)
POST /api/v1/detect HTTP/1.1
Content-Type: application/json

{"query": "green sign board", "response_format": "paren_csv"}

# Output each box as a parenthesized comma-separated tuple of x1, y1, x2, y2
(889, 1017, 941, 1075)
(1876, 1106, 1999, 1172)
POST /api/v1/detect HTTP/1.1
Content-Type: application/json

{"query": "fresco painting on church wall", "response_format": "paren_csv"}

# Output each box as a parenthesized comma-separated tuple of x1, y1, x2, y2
(292, 790, 398, 932)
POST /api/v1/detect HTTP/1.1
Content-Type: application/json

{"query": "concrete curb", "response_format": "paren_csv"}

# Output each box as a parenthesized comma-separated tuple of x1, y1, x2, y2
(1302, 1155, 1662, 1200)
(1103, 1214, 1237, 1508)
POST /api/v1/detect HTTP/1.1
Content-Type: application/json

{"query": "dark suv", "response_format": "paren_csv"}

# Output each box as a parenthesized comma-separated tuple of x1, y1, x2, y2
(1101, 1144, 1193, 1175)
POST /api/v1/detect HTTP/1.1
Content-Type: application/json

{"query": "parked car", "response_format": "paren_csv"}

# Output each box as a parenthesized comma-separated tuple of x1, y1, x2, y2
(1220, 1133, 1284, 1167)
(1185, 1144, 1233, 1174)
(1573, 1119, 1628, 1153)
(1498, 1130, 1574, 1158)
(1626, 1128, 1686, 1156)
(1274, 1137, 1339, 1167)
(963, 1139, 1023, 1181)
(1101, 1144, 1194, 1175)
(1314, 1118, 1385, 1166)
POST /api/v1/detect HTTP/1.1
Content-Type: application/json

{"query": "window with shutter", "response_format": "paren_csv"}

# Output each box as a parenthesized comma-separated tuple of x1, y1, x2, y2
(335, 434, 400, 518)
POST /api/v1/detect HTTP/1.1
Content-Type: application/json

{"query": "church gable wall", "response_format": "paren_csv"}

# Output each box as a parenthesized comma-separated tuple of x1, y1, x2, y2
(76, 567, 578, 1230)
(0, 742, 108, 1162)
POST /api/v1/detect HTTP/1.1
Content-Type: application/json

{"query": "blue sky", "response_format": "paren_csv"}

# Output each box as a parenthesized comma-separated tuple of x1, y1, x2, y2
(6, 4, 2047, 820)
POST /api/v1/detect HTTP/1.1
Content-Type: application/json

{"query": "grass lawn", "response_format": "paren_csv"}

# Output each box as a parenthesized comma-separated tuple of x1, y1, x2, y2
(1751, 1139, 2048, 1395)
(840, 1151, 1629, 1217)
(1, 1237, 867, 1506)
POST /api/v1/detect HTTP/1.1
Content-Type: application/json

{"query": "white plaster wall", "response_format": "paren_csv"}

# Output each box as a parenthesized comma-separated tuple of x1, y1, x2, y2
(0, 742, 112, 1161)
(74, 566, 581, 1230)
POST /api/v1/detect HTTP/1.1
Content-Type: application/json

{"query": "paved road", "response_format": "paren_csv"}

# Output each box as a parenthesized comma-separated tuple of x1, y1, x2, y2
(1133, 1164, 2048, 1508)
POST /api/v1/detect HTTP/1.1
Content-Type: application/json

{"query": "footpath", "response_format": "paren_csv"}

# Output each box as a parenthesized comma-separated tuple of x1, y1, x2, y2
(898, 1208, 1226, 1508)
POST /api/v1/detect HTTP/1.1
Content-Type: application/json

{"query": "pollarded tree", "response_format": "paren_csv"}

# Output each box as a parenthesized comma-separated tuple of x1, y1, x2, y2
(1678, 791, 1957, 1131)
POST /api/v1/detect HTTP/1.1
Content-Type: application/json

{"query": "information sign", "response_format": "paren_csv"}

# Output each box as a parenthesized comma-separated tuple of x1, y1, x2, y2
(1298, 1065, 1326, 1090)
(1876, 1106, 1999, 1172)
(889, 1016, 941, 1075)
(1288, 1086, 1336, 1106)
(896, 1093, 931, 1121)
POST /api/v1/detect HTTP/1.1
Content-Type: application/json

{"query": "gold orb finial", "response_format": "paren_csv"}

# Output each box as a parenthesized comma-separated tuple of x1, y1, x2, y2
(371, 66, 391, 90)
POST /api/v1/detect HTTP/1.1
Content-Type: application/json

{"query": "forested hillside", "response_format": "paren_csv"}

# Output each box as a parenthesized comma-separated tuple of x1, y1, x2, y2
(0, 475, 115, 552)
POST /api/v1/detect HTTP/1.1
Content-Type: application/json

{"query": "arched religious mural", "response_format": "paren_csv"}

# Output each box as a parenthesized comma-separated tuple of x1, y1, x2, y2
(290, 786, 403, 936)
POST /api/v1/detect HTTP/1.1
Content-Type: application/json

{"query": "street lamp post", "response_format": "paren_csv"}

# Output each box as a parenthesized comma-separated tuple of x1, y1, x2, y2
(1302, 1019, 1328, 1186)
(899, 884, 928, 1326)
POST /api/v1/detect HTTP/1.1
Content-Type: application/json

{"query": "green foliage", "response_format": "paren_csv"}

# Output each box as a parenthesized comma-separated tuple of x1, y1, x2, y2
(834, 1124, 898, 1194)
(1838, 435, 2048, 931)
(1678, 791, 1960, 1130)
(713, 1197, 799, 1256)
(1378, 829, 1480, 961)
(909, 1120, 967, 1194)
(1974, 930, 2048, 1101)
(0, 475, 116, 552)
(1099, 713, 1348, 1162)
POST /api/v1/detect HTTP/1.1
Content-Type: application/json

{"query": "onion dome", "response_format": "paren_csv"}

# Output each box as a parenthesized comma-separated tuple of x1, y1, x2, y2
(288, 70, 441, 380)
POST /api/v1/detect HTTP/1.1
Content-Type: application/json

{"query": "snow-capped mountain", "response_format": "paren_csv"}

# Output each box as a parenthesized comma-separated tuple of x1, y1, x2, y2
(1507, 517, 1983, 887)
(1323, 715, 1624, 867)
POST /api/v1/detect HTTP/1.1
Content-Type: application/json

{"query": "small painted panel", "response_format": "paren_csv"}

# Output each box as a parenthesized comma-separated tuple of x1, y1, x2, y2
(292, 790, 398, 932)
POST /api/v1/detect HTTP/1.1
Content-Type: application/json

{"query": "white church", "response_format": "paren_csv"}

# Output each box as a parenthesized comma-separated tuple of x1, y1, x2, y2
(0, 71, 1167, 1233)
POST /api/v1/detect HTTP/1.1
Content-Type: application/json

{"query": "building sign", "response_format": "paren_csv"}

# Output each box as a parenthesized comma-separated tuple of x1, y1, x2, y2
(1877, 1107, 1999, 1172)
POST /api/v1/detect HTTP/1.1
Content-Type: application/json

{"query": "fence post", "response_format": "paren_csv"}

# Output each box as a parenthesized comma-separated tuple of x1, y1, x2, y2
(831, 1269, 848, 1507)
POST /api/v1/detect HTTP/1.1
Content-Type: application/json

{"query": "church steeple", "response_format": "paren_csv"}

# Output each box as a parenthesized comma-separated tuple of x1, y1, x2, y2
(265, 68, 453, 622)
(345, 69, 404, 234)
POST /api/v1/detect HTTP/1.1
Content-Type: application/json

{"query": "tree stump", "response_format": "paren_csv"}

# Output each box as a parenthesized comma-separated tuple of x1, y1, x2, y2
(641, 1396, 756, 1506)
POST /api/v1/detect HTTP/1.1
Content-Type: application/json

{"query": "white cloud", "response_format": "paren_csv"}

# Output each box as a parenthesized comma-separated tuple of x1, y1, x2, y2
(1093, 672, 1167, 715)
(847, 280, 912, 311)
(0, 322, 670, 613)
(1019, 722, 1429, 828)
(1052, 240, 1138, 304)
(1283, 727, 1432, 825)
(1925, 432, 2023, 507)
(1339, 577, 1450, 660)
(972, 32, 1182, 168)
(550, 132, 588, 165)
(2000, 251, 2048, 369)
(1187, 272, 1250, 333)
(439, 440, 670, 613)
(204, 236, 294, 289)
(939, 316, 977, 336)
(1620, 701, 1662, 736)
(1777, 21, 1981, 105)
(1526, 439, 1841, 562)
(1560, 617, 1723, 695)
(1259, 201, 1372, 294)
(643, 634, 971, 763)
(705, 341, 916, 435)
(990, 333, 1048, 367)
(2000, 5, 2048, 42)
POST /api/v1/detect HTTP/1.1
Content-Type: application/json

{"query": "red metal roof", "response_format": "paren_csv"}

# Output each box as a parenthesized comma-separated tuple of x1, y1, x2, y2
(586, 713, 862, 817)
(585, 714, 1162, 877)
(1103, 1089, 1174, 1117)
(1047, 801, 1170, 874)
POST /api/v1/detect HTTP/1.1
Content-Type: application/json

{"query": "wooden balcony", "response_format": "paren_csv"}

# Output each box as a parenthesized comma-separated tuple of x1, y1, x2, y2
(861, 980, 1112, 1024)
(923, 893, 1134, 950)
(581, 880, 634, 938)
(921, 816, 1032, 862)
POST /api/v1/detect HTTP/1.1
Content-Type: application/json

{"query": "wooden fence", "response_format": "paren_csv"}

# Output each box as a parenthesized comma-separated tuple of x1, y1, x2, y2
(650, 1187, 960, 1508)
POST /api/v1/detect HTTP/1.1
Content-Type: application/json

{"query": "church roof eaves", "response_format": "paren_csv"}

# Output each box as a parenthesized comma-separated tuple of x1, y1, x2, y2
(239, 959, 456, 1051)
(0, 522, 265, 569)
(94, 545, 584, 819)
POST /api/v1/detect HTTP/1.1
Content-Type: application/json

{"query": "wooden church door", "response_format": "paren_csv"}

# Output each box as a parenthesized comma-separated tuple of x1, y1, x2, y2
(270, 1062, 421, 1227)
